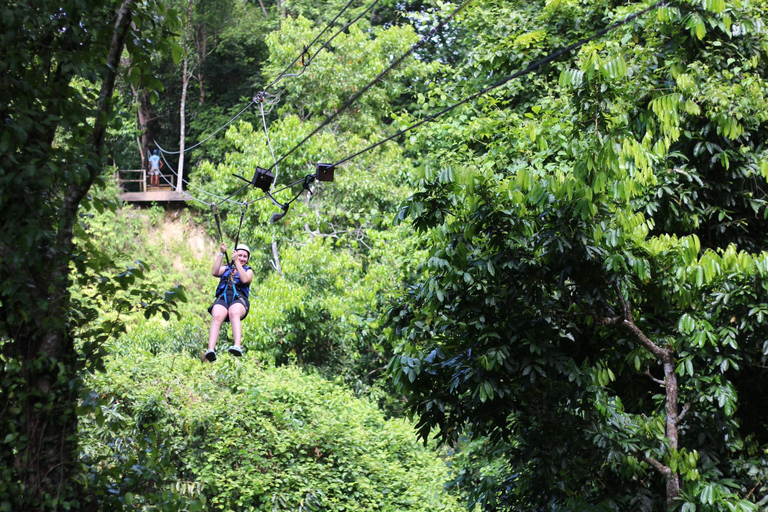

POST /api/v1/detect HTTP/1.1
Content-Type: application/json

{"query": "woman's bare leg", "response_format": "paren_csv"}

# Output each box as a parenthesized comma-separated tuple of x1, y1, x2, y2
(228, 303, 246, 347)
(208, 304, 229, 351)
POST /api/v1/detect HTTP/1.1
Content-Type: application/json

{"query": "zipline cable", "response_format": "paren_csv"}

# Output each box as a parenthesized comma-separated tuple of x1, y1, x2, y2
(264, 0, 360, 91)
(152, 0, 376, 168)
(215, 0, 475, 206)
(329, 0, 669, 169)
(262, 0, 475, 176)
(302, 0, 381, 70)
(207, 0, 666, 219)
(264, 0, 382, 89)
(265, 0, 382, 90)
(254, 0, 382, 197)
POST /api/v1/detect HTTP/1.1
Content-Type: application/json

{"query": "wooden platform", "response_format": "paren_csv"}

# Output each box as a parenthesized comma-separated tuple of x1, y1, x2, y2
(119, 189, 189, 202)
(115, 169, 188, 203)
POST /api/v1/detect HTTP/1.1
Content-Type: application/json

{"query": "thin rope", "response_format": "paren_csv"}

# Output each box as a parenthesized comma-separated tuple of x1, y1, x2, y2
(155, 100, 256, 155)
(233, 204, 247, 249)
(264, 0, 475, 174)
(331, 0, 668, 168)
(210, 204, 231, 266)
(258, 97, 281, 192)
(156, 171, 213, 206)
(158, 150, 246, 206)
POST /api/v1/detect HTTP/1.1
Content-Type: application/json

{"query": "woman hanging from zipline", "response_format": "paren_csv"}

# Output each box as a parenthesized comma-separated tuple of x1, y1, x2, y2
(205, 242, 253, 362)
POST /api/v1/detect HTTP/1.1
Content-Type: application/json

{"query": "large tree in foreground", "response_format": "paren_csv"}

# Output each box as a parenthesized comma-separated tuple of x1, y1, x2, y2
(0, 1, 179, 509)
(388, 0, 768, 510)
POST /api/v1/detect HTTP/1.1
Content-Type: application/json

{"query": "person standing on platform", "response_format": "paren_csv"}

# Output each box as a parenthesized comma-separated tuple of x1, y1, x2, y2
(147, 149, 163, 188)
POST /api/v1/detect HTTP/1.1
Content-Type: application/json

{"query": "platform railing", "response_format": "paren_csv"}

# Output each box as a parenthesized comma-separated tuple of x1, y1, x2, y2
(115, 169, 177, 193)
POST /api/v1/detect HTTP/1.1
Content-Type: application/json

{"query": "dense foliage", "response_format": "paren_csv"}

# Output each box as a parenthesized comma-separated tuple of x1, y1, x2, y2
(0, 1, 185, 509)
(388, 0, 768, 510)
(81, 341, 461, 511)
(4, 0, 768, 510)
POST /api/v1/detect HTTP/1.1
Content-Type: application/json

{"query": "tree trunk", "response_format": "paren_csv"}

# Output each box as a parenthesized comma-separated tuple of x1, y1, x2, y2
(177, 0, 193, 193)
(4, 1, 136, 508)
(132, 83, 153, 168)
(602, 295, 683, 510)
(258, 0, 269, 18)
(196, 23, 207, 105)
(662, 353, 682, 502)
(178, 55, 188, 192)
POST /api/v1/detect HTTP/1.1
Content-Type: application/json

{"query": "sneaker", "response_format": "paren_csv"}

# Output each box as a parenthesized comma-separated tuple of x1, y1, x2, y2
(204, 349, 217, 362)
(228, 345, 243, 357)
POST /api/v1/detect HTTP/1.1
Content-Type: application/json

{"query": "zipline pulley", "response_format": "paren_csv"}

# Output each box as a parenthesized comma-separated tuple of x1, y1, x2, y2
(233, 167, 275, 193)
(316, 163, 335, 182)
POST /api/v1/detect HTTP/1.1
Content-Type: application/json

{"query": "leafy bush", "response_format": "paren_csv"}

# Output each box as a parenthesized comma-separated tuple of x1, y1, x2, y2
(80, 354, 462, 511)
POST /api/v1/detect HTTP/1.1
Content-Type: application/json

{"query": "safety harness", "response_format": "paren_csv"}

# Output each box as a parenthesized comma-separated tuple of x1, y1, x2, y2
(215, 264, 251, 305)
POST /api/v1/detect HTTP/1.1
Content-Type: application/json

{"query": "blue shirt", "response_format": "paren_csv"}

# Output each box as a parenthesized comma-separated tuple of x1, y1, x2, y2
(149, 154, 161, 170)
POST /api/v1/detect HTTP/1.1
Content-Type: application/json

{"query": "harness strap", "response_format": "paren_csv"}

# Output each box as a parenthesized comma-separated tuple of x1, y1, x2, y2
(211, 204, 230, 266)
(225, 265, 239, 305)
(234, 204, 246, 250)
(216, 265, 249, 305)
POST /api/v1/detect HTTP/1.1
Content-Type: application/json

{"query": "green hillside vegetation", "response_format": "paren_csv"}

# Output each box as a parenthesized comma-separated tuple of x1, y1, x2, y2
(81, 350, 461, 511)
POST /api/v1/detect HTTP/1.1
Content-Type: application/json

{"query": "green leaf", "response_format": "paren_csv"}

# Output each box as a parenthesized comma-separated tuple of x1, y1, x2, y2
(703, 0, 726, 13)
(558, 68, 584, 88)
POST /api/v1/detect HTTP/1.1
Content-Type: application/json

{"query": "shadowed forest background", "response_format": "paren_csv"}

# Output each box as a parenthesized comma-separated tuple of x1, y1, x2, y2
(1, 0, 768, 510)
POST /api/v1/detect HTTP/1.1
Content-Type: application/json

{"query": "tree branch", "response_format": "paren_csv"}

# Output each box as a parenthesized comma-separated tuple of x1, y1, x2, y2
(270, 240, 283, 276)
(677, 402, 691, 424)
(609, 291, 668, 359)
(642, 367, 665, 386)
(645, 456, 671, 477)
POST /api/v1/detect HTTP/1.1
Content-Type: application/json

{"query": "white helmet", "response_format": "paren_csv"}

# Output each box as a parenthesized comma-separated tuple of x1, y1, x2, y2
(234, 244, 250, 259)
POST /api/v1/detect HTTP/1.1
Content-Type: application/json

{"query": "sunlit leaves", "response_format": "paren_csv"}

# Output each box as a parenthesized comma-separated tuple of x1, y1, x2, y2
(684, 12, 708, 40)
(702, 0, 726, 14)
(82, 360, 461, 511)
(558, 68, 584, 88)
(599, 55, 627, 81)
